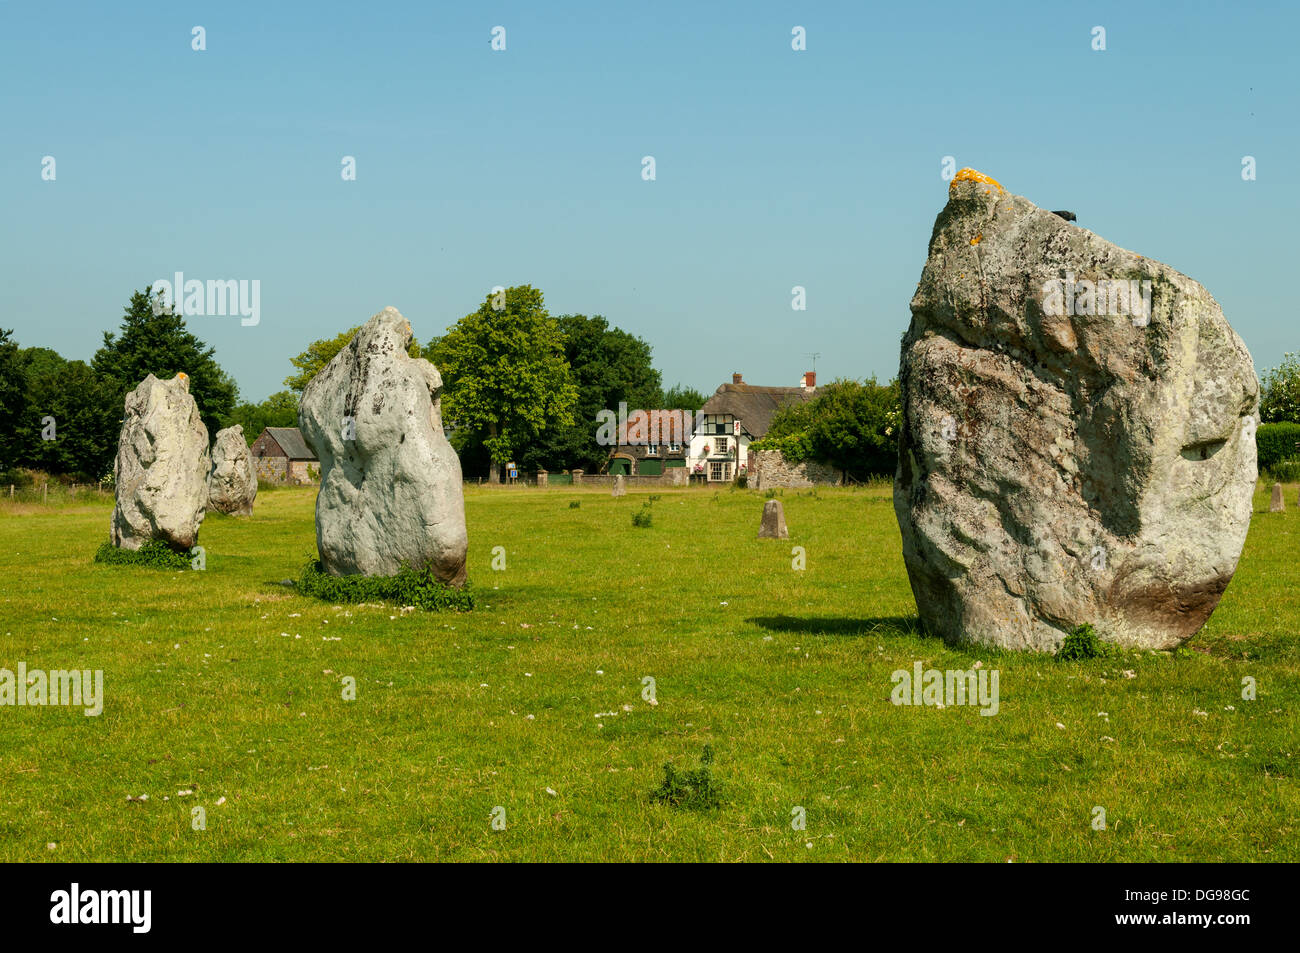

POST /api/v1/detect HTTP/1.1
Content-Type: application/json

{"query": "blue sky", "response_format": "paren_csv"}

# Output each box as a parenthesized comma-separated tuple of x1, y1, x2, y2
(2, 0, 1294, 402)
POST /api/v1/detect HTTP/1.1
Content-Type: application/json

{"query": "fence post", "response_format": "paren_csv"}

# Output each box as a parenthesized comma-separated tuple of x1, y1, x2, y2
(43, 482, 48, 503)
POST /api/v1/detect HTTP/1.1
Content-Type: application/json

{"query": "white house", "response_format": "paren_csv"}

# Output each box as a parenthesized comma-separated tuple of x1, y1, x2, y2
(687, 371, 819, 482)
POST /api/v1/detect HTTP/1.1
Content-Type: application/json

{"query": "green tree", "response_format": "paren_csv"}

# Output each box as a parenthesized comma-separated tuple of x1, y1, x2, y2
(425, 285, 578, 482)
(223, 390, 300, 443)
(1260, 353, 1300, 423)
(662, 384, 707, 414)
(92, 288, 239, 437)
(0, 330, 29, 472)
(751, 378, 901, 479)
(19, 350, 122, 479)
(517, 314, 662, 473)
(285, 325, 420, 395)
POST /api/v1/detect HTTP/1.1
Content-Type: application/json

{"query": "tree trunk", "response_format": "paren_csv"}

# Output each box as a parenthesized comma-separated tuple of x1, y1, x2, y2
(489, 421, 501, 484)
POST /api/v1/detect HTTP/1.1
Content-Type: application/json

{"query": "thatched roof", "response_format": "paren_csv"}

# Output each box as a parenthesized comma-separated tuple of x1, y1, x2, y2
(698, 383, 818, 439)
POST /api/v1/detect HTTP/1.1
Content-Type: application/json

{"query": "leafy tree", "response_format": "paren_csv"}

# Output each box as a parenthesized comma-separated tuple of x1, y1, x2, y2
(517, 314, 661, 473)
(805, 378, 901, 478)
(0, 330, 29, 472)
(662, 384, 707, 414)
(92, 288, 239, 437)
(751, 378, 901, 479)
(425, 285, 578, 482)
(19, 352, 121, 479)
(223, 390, 300, 443)
(1260, 353, 1300, 423)
(285, 325, 421, 395)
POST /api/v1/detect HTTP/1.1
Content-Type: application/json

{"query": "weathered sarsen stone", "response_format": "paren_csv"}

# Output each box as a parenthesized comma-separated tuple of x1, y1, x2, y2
(110, 373, 210, 551)
(208, 425, 257, 516)
(299, 307, 468, 585)
(894, 170, 1259, 652)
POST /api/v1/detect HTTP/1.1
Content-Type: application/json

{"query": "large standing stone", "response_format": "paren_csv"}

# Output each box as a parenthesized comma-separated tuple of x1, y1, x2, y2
(894, 170, 1258, 652)
(299, 307, 468, 585)
(110, 373, 210, 551)
(758, 499, 789, 539)
(208, 425, 257, 516)
(1270, 483, 1285, 513)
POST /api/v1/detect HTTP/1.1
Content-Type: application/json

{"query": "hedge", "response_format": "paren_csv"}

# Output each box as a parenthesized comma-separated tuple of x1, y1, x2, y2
(1256, 422, 1300, 470)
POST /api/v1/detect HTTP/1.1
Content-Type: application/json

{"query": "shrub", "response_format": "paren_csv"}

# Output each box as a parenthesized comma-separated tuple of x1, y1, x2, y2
(93, 539, 192, 570)
(650, 745, 722, 810)
(1056, 623, 1116, 661)
(1260, 353, 1300, 423)
(568, 500, 581, 509)
(1266, 460, 1300, 483)
(735, 474, 748, 489)
(297, 561, 474, 611)
(632, 503, 653, 528)
(1257, 422, 1300, 470)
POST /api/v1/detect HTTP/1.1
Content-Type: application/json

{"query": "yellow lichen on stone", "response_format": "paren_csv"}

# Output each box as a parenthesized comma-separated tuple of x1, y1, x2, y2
(970, 233, 983, 245)
(949, 168, 1004, 193)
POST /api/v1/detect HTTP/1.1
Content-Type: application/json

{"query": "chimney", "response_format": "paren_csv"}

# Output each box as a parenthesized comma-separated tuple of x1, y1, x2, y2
(801, 371, 816, 389)
(732, 372, 743, 385)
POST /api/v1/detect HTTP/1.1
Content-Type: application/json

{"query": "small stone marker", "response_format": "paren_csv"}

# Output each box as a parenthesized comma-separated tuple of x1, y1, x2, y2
(612, 474, 626, 497)
(1271, 483, 1285, 513)
(758, 499, 789, 539)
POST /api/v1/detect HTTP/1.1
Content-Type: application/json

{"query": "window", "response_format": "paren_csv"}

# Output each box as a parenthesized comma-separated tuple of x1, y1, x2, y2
(668, 443, 680, 453)
(715, 436, 728, 453)
(647, 444, 659, 456)
(709, 461, 730, 482)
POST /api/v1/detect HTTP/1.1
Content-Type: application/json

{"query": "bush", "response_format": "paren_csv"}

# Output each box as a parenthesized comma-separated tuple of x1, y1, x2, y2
(93, 539, 192, 570)
(1265, 460, 1300, 483)
(650, 745, 722, 810)
(1056, 623, 1116, 661)
(568, 500, 581, 509)
(632, 503, 653, 528)
(735, 474, 748, 489)
(1257, 422, 1300, 470)
(297, 561, 474, 611)
(1260, 353, 1300, 423)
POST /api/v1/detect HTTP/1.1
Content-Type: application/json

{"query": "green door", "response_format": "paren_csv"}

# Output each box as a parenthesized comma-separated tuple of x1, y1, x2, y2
(639, 459, 663, 475)
(609, 458, 630, 475)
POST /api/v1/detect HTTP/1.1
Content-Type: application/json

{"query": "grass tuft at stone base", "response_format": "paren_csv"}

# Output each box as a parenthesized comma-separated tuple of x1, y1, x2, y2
(93, 539, 192, 570)
(296, 560, 474, 611)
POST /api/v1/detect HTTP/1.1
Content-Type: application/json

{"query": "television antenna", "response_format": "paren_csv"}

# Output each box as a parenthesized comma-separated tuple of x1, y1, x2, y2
(805, 352, 821, 373)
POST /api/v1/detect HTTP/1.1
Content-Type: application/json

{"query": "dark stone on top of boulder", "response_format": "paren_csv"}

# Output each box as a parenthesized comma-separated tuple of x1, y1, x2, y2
(758, 499, 789, 539)
(299, 307, 468, 586)
(894, 169, 1258, 652)
(110, 373, 210, 551)
(1051, 210, 1077, 222)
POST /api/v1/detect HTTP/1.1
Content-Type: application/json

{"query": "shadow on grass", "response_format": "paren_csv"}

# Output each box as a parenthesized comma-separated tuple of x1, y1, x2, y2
(747, 614, 924, 638)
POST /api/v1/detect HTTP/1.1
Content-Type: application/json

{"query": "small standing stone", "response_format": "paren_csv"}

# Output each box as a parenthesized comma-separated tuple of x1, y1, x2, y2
(758, 499, 789, 539)
(208, 425, 257, 516)
(612, 474, 626, 497)
(1270, 483, 1285, 512)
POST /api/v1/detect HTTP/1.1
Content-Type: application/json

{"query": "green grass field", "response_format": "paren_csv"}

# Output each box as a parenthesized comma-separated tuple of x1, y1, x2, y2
(1, 482, 1297, 861)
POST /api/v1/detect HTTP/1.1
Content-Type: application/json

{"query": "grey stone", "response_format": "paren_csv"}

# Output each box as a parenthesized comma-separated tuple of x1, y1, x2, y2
(894, 170, 1258, 652)
(110, 373, 210, 551)
(208, 425, 257, 516)
(299, 307, 468, 585)
(1270, 483, 1285, 513)
(612, 474, 626, 497)
(758, 499, 789, 539)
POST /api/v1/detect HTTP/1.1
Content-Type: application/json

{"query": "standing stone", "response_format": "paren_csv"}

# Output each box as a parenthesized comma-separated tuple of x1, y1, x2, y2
(895, 170, 1259, 652)
(110, 373, 210, 551)
(299, 307, 468, 585)
(758, 499, 789, 539)
(1270, 483, 1285, 513)
(536, 470, 548, 488)
(208, 425, 257, 516)
(612, 474, 626, 497)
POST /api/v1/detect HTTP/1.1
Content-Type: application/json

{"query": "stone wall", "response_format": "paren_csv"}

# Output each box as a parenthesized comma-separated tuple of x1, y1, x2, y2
(254, 456, 287, 484)
(750, 450, 841, 490)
